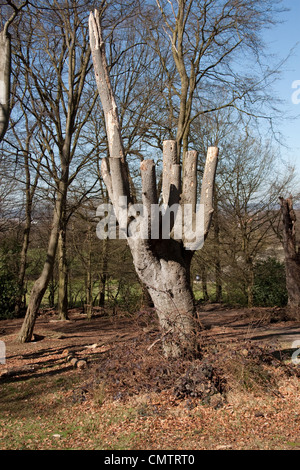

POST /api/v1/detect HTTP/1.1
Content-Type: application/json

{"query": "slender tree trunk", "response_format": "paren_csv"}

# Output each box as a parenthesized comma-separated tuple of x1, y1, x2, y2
(85, 227, 93, 319)
(246, 256, 254, 308)
(280, 196, 300, 319)
(14, 129, 40, 316)
(57, 216, 69, 320)
(14, 213, 31, 316)
(201, 265, 209, 302)
(0, 3, 28, 142)
(0, 30, 11, 143)
(18, 181, 67, 342)
(48, 272, 56, 309)
(15, 149, 32, 316)
(213, 194, 223, 302)
(99, 237, 108, 307)
(99, 275, 106, 307)
(86, 267, 92, 319)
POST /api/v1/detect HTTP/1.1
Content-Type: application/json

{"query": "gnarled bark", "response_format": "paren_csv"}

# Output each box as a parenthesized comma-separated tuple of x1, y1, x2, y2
(129, 237, 196, 357)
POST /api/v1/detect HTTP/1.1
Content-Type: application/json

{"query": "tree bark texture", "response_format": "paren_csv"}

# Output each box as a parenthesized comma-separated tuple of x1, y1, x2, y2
(89, 10, 218, 357)
(280, 196, 300, 319)
(128, 237, 196, 357)
(0, 30, 11, 142)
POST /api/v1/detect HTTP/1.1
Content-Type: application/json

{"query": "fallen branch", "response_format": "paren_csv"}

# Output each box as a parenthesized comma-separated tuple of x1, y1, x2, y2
(147, 328, 173, 351)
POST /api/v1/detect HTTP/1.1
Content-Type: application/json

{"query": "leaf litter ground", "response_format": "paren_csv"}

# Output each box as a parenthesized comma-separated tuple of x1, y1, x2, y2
(1, 305, 300, 450)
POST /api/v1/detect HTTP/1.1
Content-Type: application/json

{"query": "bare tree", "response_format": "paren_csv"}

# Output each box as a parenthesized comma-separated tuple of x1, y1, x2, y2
(89, 10, 218, 357)
(138, 0, 284, 161)
(10, 116, 42, 316)
(18, 1, 99, 342)
(215, 128, 295, 307)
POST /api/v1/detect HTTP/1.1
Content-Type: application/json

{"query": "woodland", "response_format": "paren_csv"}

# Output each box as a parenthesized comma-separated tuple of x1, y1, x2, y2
(0, 0, 300, 451)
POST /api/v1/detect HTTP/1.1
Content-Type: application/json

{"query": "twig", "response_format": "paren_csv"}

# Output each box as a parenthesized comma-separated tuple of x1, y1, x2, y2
(147, 327, 173, 351)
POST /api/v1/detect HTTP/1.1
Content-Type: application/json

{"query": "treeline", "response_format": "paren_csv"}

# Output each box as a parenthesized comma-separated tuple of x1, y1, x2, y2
(0, 0, 298, 323)
(0, 195, 291, 320)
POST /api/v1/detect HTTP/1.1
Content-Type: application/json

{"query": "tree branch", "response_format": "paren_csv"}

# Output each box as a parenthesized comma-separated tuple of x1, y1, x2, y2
(200, 146, 219, 239)
(89, 9, 131, 211)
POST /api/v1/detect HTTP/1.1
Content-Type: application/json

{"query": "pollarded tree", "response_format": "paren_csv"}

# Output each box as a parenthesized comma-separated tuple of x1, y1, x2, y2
(89, 0, 285, 356)
(89, 10, 218, 358)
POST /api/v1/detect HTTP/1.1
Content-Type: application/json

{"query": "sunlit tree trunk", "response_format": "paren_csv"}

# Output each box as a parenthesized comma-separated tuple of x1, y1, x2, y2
(0, 30, 11, 142)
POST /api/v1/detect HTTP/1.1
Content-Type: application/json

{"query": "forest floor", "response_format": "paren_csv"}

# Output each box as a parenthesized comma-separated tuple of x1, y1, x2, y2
(1, 304, 300, 450)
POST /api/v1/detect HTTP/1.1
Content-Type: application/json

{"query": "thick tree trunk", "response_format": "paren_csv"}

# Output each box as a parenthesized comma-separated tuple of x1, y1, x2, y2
(280, 196, 300, 319)
(0, 30, 11, 143)
(150, 276, 197, 357)
(129, 238, 197, 357)
(18, 182, 67, 342)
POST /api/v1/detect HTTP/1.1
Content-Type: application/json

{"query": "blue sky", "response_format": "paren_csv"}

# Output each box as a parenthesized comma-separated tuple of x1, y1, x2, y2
(263, 0, 300, 174)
